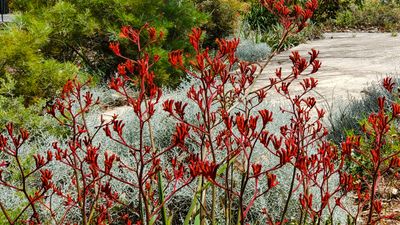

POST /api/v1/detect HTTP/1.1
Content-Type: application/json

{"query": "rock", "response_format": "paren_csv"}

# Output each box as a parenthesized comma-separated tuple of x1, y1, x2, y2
(391, 188, 398, 196)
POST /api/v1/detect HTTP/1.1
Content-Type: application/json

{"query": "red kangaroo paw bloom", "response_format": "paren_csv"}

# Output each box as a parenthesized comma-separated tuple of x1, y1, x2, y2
(259, 109, 273, 126)
(172, 123, 190, 147)
(392, 103, 400, 118)
(109, 42, 121, 56)
(267, 173, 278, 188)
(168, 50, 183, 68)
(383, 77, 395, 93)
(252, 164, 262, 177)
(189, 28, 202, 52)
(40, 169, 53, 190)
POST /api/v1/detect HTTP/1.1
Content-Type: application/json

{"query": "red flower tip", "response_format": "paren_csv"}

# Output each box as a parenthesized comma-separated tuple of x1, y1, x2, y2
(104, 151, 116, 174)
(236, 114, 247, 135)
(309, 48, 319, 62)
(40, 169, 53, 190)
(163, 99, 175, 114)
(172, 123, 190, 147)
(33, 154, 46, 168)
(267, 173, 278, 188)
(118, 64, 126, 76)
(109, 42, 121, 56)
(189, 28, 203, 52)
(383, 77, 395, 93)
(373, 200, 382, 214)
(311, 60, 321, 73)
(112, 120, 125, 137)
(306, 0, 318, 11)
(252, 164, 262, 177)
(168, 50, 183, 68)
(378, 96, 385, 111)
(293, 5, 303, 16)
(188, 156, 218, 181)
(153, 55, 160, 63)
(317, 108, 325, 119)
(147, 26, 157, 41)
(19, 128, 29, 141)
(47, 150, 53, 161)
(216, 38, 240, 57)
(62, 79, 74, 97)
(259, 109, 273, 126)
(392, 103, 400, 118)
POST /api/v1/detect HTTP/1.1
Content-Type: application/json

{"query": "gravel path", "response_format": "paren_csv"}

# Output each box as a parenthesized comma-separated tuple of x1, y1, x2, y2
(255, 32, 400, 107)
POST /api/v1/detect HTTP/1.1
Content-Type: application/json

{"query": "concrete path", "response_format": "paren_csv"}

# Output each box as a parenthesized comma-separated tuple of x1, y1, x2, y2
(102, 33, 400, 120)
(0, 14, 14, 23)
(255, 32, 400, 107)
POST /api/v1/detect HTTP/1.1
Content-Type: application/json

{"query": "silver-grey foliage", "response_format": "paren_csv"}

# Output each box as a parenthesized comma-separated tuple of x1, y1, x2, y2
(0, 78, 355, 224)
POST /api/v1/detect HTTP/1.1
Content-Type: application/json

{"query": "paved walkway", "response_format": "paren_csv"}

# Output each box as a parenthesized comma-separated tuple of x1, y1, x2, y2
(0, 14, 14, 23)
(255, 32, 400, 106)
(102, 33, 400, 120)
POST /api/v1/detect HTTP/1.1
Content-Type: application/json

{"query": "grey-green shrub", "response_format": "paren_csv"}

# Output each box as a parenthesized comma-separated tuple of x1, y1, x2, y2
(0, 79, 355, 224)
(235, 37, 271, 62)
(327, 76, 399, 145)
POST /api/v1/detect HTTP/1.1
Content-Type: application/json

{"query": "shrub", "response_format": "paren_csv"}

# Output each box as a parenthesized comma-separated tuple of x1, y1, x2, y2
(335, 0, 400, 31)
(327, 77, 398, 145)
(312, 0, 354, 23)
(262, 22, 324, 51)
(235, 37, 271, 62)
(243, 0, 279, 33)
(243, 1, 324, 52)
(0, 21, 80, 105)
(0, 96, 63, 137)
(194, 0, 250, 47)
(10, 0, 207, 86)
(340, 77, 400, 224)
(327, 77, 400, 189)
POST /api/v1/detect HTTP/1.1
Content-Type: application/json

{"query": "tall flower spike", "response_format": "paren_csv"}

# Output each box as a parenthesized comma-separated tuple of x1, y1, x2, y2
(189, 28, 202, 52)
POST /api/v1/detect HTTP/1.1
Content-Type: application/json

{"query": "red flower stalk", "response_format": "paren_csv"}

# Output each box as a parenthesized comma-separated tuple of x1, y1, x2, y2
(189, 28, 202, 52)
(168, 50, 183, 68)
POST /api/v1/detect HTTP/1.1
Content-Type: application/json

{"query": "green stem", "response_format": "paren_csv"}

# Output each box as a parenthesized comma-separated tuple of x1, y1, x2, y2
(184, 178, 202, 225)
(280, 164, 297, 224)
(158, 171, 169, 225)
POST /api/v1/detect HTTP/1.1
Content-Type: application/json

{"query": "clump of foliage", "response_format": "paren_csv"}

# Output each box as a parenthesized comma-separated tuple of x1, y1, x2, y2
(327, 77, 400, 189)
(9, 0, 207, 86)
(0, 21, 79, 105)
(328, 77, 398, 144)
(194, 0, 250, 47)
(340, 77, 400, 224)
(235, 37, 271, 62)
(243, 0, 324, 51)
(335, 0, 400, 31)
(263, 22, 323, 51)
(243, 0, 279, 33)
(312, 0, 354, 23)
